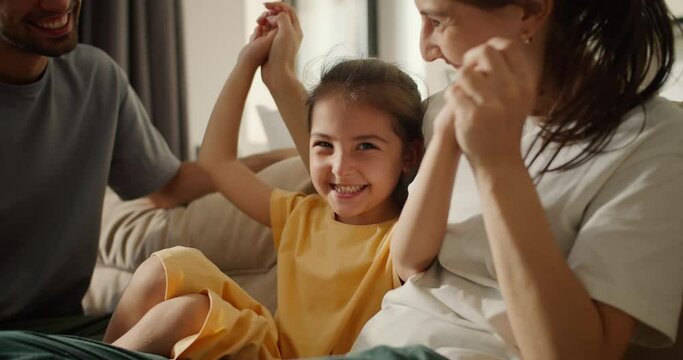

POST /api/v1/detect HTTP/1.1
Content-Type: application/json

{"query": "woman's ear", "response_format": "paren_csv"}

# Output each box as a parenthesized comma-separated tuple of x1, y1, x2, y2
(402, 139, 424, 173)
(519, 0, 553, 41)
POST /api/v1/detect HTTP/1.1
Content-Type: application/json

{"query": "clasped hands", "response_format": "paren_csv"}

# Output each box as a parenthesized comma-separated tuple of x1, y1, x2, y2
(436, 37, 539, 171)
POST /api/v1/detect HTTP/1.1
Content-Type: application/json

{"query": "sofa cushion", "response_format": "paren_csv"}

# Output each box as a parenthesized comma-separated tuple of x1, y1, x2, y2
(84, 156, 312, 315)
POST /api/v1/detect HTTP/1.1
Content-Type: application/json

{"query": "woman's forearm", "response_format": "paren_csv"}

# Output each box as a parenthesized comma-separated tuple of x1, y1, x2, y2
(474, 161, 626, 359)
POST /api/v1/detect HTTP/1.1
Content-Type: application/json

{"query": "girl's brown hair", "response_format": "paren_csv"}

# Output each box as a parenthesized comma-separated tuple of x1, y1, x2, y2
(306, 58, 425, 205)
(460, 0, 678, 174)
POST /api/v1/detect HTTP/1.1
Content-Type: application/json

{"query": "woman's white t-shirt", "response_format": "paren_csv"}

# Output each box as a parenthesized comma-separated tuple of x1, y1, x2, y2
(352, 96, 683, 359)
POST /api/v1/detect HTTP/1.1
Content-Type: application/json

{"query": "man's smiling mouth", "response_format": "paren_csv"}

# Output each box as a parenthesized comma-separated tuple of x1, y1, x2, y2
(32, 13, 69, 30)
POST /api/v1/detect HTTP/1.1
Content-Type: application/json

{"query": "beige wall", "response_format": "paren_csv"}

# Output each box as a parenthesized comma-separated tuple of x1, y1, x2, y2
(182, 0, 279, 159)
(666, 0, 683, 18)
(662, 27, 683, 101)
(182, 0, 245, 158)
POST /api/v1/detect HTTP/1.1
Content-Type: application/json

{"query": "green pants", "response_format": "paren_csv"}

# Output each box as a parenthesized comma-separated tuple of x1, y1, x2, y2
(0, 313, 112, 340)
(0, 330, 446, 360)
(0, 331, 165, 360)
(324, 345, 448, 359)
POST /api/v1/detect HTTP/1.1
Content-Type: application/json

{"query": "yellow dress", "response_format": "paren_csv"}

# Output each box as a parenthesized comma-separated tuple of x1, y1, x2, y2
(155, 189, 399, 359)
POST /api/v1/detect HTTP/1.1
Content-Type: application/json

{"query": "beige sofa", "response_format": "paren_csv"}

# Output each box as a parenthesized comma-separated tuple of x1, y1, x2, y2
(83, 156, 313, 315)
(84, 147, 682, 359)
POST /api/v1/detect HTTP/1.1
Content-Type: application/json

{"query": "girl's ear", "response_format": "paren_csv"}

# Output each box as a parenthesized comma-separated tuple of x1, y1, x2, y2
(402, 139, 424, 173)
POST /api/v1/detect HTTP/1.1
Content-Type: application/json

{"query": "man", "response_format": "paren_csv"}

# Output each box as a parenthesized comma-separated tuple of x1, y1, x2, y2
(0, 0, 252, 335)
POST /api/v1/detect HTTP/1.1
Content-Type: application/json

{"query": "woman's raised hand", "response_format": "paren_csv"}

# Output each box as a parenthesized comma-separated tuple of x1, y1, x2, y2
(444, 37, 538, 170)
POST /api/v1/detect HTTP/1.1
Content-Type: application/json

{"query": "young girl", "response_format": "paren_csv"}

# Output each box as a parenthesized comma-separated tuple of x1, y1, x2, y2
(100, 8, 423, 360)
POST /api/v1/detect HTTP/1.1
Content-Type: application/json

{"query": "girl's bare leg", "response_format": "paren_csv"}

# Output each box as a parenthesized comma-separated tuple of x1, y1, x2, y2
(103, 256, 167, 343)
(112, 294, 210, 356)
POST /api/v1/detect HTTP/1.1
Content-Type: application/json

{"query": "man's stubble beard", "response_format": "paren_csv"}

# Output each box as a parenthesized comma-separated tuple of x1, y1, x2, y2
(0, 16, 80, 57)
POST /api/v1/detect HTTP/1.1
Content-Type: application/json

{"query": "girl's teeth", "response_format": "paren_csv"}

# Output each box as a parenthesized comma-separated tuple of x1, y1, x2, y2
(334, 185, 365, 193)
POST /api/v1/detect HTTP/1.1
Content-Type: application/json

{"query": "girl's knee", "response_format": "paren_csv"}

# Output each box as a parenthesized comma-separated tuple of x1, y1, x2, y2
(157, 294, 210, 332)
(130, 256, 167, 299)
(173, 294, 210, 319)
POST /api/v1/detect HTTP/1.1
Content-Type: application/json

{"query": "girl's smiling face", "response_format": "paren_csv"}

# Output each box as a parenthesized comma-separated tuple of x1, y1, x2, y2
(309, 94, 408, 225)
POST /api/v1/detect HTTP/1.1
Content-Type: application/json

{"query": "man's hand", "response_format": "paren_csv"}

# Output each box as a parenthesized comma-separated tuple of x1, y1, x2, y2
(148, 162, 213, 209)
(238, 147, 298, 174)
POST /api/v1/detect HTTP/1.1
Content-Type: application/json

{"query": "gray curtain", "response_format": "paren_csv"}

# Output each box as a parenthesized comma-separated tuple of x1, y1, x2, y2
(79, 0, 189, 160)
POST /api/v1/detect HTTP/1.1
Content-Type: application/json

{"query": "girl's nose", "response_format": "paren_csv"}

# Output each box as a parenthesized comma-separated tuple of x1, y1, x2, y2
(332, 153, 356, 177)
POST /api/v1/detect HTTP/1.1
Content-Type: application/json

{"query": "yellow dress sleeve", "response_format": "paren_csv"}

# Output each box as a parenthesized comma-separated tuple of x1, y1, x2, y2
(269, 189, 307, 249)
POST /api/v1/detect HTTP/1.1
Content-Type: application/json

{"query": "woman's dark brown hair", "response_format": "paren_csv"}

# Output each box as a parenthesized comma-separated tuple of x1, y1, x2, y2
(306, 58, 425, 206)
(461, 0, 678, 174)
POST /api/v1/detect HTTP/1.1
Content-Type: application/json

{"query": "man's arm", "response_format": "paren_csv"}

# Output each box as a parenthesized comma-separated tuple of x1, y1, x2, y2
(147, 148, 298, 209)
(147, 161, 212, 209)
(239, 147, 298, 173)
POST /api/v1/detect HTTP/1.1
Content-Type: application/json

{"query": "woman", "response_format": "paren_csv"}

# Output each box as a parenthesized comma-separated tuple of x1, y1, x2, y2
(349, 0, 683, 359)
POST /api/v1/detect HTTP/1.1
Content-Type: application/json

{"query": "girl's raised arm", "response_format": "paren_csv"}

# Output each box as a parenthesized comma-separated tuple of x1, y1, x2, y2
(260, 3, 311, 169)
(391, 105, 462, 281)
(197, 27, 278, 227)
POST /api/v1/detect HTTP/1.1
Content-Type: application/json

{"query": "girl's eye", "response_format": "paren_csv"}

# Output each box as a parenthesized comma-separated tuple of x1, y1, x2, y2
(313, 141, 332, 149)
(357, 143, 377, 151)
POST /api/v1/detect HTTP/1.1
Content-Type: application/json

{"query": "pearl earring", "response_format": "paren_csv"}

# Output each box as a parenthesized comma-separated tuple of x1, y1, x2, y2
(522, 33, 533, 45)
